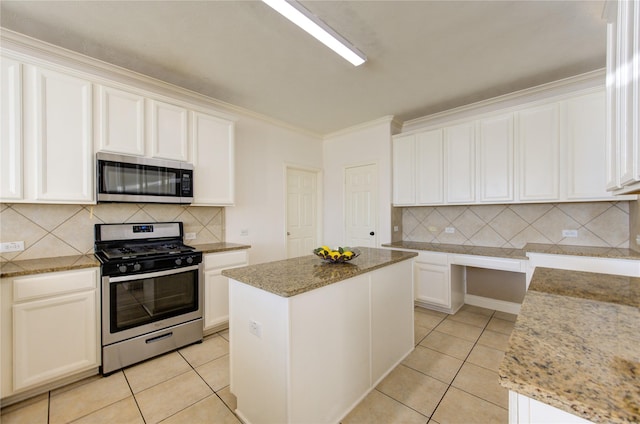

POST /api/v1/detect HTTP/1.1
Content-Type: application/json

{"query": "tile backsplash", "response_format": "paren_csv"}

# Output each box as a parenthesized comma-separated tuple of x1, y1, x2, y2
(0, 203, 224, 261)
(402, 202, 629, 249)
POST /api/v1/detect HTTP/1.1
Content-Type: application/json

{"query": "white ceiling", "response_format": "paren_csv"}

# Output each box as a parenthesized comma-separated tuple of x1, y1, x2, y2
(0, 0, 607, 135)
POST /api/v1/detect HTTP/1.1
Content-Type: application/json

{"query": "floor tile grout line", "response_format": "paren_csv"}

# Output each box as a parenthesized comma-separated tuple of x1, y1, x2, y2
(122, 369, 147, 424)
(372, 388, 430, 421)
(423, 309, 498, 421)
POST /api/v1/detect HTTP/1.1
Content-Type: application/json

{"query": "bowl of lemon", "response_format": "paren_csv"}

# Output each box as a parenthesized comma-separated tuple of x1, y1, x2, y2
(313, 246, 360, 263)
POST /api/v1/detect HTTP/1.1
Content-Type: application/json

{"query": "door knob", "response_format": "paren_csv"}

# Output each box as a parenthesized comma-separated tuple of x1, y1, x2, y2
(370, 231, 375, 236)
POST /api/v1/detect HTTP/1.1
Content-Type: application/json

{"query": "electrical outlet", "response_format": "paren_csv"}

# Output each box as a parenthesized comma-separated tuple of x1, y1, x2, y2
(240, 229, 249, 236)
(428, 226, 438, 232)
(249, 320, 262, 338)
(184, 232, 196, 240)
(0, 241, 24, 252)
(562, 229, 578, 238)
(393, 226, 399, 232)
(445, 227, 455, 234)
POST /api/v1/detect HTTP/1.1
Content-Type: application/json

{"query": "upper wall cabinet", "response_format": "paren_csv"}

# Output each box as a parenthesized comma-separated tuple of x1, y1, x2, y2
(95, 85, 145, 156)
(148, 99, 189, 162)
(605, 0, 640, 195)
(191, 111, 235, 206)
(517, 103, 560, 202)
(1, 57, 94, 204)
(392, 87, 636, 207)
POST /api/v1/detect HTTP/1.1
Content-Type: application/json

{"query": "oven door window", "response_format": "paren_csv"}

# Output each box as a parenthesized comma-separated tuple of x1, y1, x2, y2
(110, 268, 198, 333)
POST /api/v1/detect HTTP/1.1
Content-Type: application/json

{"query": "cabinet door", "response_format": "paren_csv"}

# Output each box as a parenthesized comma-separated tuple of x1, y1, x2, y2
(565, 91, 613, 200)
(1, 57, 23, 200)
(392, 134, 416, 205)
(517, 103, 560, 201)
(148, 99, 189, 161)
(25, 66, 94, 203)
(13, 290, 98, 391)
(478, 114, 514, 202)
(95, 85, 145, 156)
(445, 123, 475, 203)
(204, 269, 230, 330)
(416, 129, 444, 204)
(191, 111, 235, 205)
(414, 261, 450, 308)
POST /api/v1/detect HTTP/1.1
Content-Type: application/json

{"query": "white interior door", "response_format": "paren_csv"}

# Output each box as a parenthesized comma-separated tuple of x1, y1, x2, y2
(286, 168, 318, 258)
(345, 164, 378, 248)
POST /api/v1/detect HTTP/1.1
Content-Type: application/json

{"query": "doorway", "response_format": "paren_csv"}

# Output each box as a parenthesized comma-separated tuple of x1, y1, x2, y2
(286, 167, 321, 258)
(344, 163, 378, 248)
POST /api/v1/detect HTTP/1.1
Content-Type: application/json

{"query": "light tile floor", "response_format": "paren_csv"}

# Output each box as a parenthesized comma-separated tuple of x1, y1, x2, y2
(1, 304, 516, 423)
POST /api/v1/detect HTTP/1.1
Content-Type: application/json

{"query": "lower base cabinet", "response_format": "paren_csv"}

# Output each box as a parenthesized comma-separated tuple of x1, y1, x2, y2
(414, 251, 464, 314)
(1, 268, 100, 400)
(203, 250, 248, 333)
(509, 391, 592, 424)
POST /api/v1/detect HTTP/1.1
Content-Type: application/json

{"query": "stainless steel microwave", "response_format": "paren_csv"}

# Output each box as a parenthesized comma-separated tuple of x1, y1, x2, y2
(96, 152, 193, 204)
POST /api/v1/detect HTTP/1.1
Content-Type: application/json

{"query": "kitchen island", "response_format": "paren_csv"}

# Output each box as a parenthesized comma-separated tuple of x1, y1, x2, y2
(222, 247, 417, 424)
(499, 267, 640, 423)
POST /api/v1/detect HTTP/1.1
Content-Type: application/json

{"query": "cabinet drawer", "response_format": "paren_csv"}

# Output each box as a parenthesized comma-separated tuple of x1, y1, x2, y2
(204, 250, 248, 270)
(13, 268, 98, 302)
(450, 255, 524, 272)
(416, 251, 449, 266)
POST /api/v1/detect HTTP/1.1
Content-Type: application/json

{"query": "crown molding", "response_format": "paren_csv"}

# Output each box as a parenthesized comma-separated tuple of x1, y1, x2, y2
(401, 69, 606, 134)
(0, 27, 323, 139)
(323, 115, 401, 140)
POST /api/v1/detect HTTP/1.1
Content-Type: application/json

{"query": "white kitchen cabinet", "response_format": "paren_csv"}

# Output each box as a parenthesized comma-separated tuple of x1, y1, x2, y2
(191, 111, 236, 206)
(413, 251, 464, 314)
(445, 123, 475, 203)
(392, 130, 443, 205)
(417, 130, 444, 204)
(95, 84, 145, 156)
(1, 268, 100, 398)
(13, 63, 94, 203)
(564, 91, 613, 200)
(0, 57, 23, 200)
(509, 391, 592, 424)
(203, 250, 248, 333)
(605, 0, 640, 195)
(392, 134, 416, 205)
(478, 113, 514, 202)
(148, 99, 189, 162)
(517, 103, 560, 202)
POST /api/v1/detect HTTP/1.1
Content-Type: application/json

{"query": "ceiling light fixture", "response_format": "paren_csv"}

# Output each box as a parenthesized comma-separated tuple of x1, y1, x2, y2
(261, 0, 367, 66)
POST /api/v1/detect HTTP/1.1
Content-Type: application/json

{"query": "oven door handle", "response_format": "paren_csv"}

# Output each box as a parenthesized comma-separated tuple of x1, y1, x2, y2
(107, 264, 201, 283)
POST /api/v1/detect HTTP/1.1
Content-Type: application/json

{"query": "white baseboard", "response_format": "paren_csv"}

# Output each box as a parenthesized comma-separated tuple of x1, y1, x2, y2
(464, 294, 521, 315)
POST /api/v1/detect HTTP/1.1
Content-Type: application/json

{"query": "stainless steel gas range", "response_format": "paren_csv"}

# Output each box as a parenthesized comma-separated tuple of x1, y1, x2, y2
(94, 222, 203, 374)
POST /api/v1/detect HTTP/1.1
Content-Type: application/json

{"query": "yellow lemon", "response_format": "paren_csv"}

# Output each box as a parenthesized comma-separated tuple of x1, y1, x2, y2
(330, 251, 341, 260)
(343, 251, 353, 258)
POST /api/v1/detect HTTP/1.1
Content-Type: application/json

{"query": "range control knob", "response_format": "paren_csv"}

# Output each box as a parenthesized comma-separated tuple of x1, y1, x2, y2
(133, 263, 142, 272)
(175, 258, 182, 266)
(118, 264, 128, 273)
(186, 256, 194, 264)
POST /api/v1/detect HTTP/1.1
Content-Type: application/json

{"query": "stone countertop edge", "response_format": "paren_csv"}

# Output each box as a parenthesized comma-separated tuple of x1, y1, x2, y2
(498, 267, 640, 424)
(382, 241, 640, 260)
(381, 241, 528, 260)
(0, 243, 251, 279)
(222, 247, 418, 298)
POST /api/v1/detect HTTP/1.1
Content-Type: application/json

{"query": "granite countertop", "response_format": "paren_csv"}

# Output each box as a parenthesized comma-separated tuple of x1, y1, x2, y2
(222, 247, 418, 298)
(0, 243, 251, 279)
(381, 241, 528, 260)
(191, 242, 251, 254)
(499, 267, 640, 423)
(0, 255, 101, 279)
(524, 243, 640, 260)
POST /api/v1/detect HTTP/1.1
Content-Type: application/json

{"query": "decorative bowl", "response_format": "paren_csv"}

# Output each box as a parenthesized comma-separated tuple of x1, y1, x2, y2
(313, 246, 360, 263)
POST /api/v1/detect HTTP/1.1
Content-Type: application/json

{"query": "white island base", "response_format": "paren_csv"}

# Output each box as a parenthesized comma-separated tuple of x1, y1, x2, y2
(228, 260, 414, 424)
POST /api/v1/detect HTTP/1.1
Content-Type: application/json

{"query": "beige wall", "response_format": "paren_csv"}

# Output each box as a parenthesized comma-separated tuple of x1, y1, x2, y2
(402, 201, 629, 248)
(0, 203, 224, 261)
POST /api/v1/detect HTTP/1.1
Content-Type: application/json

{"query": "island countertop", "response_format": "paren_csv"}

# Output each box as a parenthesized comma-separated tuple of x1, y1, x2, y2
(499, 267, 640, 423)
(222, 247, 417, 297)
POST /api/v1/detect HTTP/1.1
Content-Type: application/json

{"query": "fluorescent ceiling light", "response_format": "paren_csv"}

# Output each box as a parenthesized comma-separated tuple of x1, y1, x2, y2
(262, 0, 367, 66)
